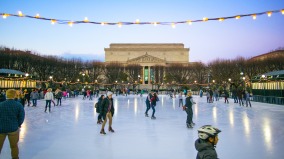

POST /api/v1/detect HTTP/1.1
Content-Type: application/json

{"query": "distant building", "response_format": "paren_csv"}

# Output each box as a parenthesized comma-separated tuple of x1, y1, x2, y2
(249, 49, 284, 61)
(104, 43, 190, 85)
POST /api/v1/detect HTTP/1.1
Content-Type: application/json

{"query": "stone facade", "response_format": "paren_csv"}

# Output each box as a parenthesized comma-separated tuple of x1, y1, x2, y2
(104, 43, 190, 85)
(105, 43, 189, 65)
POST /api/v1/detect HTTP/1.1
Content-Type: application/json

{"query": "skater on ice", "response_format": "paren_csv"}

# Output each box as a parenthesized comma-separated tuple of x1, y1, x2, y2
(183, 92, 195, 128)
(100, 92, 115, 134)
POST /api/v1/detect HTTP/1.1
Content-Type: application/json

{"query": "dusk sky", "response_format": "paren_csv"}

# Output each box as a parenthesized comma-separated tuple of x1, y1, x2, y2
(1, 0, 284, 63)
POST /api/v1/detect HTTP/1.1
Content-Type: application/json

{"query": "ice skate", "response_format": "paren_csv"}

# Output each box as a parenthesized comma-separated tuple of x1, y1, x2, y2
(145, 113, 149, 117)
(108, 127, 115, 133)
(187, 123, 193, 128)
(100, 129, 106, 135)
(151, 116, 156, 119)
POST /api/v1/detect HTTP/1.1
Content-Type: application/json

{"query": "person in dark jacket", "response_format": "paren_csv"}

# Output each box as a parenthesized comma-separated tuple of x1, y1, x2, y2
(30, 89, 39, 107)
(237, 89, 244, 106)
(145, 91, 153, 117)
(96, 95, 105, 124)
(184, 92, 196, 128)
(0, 89, 25, 159)
(224, 90, 229, 104)
(100, 92, 115, 135)
(195, 125, 221, 159)
(150, 92, 158, 119)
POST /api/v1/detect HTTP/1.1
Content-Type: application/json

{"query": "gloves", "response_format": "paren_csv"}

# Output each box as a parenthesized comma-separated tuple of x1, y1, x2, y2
(182, 106, 186, 111)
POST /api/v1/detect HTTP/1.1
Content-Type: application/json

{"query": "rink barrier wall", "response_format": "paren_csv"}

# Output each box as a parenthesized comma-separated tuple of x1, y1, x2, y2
(252, 95, 284, 105)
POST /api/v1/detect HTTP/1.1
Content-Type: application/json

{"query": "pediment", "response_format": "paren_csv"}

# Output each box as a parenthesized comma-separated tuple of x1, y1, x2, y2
(127, 53, 165, 63)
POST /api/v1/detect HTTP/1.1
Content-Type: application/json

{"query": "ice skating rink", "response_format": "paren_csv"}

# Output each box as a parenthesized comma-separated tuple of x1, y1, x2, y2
(1, 94, 284, 159)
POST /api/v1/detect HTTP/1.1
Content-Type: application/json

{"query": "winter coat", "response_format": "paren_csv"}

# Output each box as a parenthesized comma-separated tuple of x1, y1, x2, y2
(145, 93, 152, 103)
(96, 97, 103, 113)
(185, 96, 193, 108)
(100, 97, 115, 117)
(55, 91, 63, 99)
(44, 92, 54, 100)
(30, 91, 39, 100)
(150, 96, 158, 106)
(195, 139, 218, 159)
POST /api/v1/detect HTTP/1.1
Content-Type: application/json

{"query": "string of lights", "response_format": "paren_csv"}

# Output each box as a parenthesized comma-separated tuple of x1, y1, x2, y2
(1, 9, 283, 27)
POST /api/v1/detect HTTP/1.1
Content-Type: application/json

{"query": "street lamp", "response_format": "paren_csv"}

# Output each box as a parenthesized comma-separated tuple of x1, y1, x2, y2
(228, 78, 231, 82)
(49, 76, 53, 88)
(213, 80, 215, 83)
(25, 73, 29, 88)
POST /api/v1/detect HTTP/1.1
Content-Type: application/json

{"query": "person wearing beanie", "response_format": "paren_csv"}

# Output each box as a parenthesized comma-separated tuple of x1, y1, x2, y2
(0, 89, 25, 159)
(100, 91, 115, 135)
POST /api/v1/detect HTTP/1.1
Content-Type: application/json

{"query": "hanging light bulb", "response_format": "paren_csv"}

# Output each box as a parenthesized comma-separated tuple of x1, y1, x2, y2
(187, 20, 192, 25)
(153, 22, 157, 26)
(203, 17, 208, 21)
(2, 14, 9, 19)
(267, 11, 272, 17)
(252, 14, 257, 20)
(171, 23, 176, 28)
(101, 22, 105, 26)
(35, 14, 40, 18)
(281, 9, 284, 15)
(51, 19, 56, 24)
(118, 22, 122, 28)
(84, 17, 89, 22)
(18, 11, 23, 17)
(219, 18, 224, 22)
(235, 15, 241, 19)
(68, 21, 73, 27)
(135, 19, 140, 24)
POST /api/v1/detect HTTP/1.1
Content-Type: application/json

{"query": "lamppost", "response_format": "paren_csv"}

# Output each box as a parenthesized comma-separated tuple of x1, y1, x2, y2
(25, 73, 29, 88)
(49, 76, 53, 89)
(261, 74, 266, 96)
(82, 73, 85, 86)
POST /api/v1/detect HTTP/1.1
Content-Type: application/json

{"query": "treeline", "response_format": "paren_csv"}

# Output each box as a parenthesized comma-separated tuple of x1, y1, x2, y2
(0, 47, 283, 85)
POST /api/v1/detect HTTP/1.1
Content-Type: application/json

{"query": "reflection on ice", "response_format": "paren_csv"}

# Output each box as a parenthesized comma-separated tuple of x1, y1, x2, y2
(229, 108, 234, 127)
(243, 112, 250, 136)
(194, 104, 198, 117)
(213, 106, 217, 122)
(75, 104, 80, 122)
(19, 121, 26, 142)
(263, 117, 272, 151)
(114, 98, 118, 115)
(134, 98, 138, 114)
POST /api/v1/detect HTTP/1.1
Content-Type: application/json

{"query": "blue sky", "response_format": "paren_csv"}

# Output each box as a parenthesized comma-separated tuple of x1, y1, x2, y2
(0, 0, 284, 63)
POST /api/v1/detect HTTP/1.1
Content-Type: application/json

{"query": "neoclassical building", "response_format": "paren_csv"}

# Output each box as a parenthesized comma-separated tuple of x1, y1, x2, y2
(104, 43, 190, 84)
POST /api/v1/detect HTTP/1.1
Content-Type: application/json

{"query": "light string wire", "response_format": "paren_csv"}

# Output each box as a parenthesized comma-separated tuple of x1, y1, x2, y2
(0, 9, 283, 26)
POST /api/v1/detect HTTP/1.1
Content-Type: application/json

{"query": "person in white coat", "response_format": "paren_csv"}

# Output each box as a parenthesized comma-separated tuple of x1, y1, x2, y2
(44, 88, 54, 113)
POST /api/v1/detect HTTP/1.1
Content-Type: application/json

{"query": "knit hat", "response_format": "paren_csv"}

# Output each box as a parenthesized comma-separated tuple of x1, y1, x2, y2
(187, 92, 192, 96)
(6, 89, 16, 99)
(107, 91, 113, 96)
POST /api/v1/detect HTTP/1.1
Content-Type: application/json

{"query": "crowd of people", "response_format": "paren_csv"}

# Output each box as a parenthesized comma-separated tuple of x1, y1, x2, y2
(201, 88, 252, 107)
(0, 86, 230, 159)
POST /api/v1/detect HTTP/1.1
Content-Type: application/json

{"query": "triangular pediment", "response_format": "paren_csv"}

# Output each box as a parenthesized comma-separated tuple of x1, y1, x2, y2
(127, 53, 165, 63)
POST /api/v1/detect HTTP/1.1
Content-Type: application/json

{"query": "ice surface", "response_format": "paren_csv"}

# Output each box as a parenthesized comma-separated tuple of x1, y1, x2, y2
(1, 94, 284, 159)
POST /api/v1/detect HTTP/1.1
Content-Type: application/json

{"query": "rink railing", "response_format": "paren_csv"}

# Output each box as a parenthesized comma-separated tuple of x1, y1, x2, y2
(252, 95, 284, 105)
